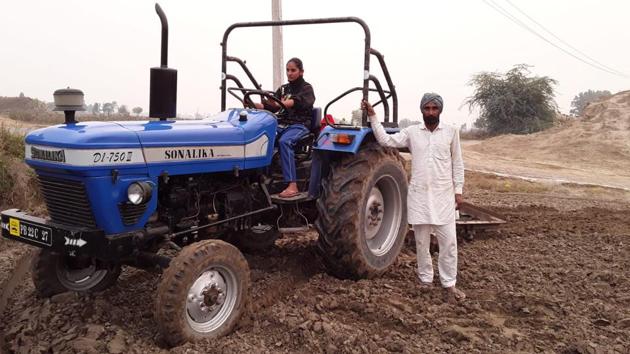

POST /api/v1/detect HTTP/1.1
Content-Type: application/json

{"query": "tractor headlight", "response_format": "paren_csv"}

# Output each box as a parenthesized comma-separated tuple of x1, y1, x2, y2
(127, 182, 153, 205)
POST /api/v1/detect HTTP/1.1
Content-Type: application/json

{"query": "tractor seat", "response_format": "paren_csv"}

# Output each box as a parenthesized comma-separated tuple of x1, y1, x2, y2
(294, 107, 321, 161)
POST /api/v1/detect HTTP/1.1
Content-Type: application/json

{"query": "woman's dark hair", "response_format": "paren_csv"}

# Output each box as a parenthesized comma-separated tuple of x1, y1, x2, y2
(287, 57, 304, 71)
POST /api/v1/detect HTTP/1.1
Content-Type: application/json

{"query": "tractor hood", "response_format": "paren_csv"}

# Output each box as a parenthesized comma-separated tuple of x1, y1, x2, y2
(25, 121, 141, 149)
(24, 109, 277, 175)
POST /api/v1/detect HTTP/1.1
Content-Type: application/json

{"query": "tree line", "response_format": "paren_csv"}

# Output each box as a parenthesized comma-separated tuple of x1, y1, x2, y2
(12, 72, 614, 135)
(85, 102, 143, 117)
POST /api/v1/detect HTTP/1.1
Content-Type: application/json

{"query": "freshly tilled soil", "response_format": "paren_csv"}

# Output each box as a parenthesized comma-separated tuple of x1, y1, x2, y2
(1, 189, 629, 353)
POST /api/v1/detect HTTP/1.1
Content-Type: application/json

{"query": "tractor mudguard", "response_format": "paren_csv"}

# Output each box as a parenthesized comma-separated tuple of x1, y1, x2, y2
(314, 125, 402, 154)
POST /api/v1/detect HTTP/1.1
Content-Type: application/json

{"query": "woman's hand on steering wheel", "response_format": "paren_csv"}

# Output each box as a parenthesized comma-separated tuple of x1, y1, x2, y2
(263, 98, 279, 109)
(242, 90, 288, 113)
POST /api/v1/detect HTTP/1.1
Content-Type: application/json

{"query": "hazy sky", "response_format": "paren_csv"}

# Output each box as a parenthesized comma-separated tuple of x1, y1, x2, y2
(1, 0, 629, 126)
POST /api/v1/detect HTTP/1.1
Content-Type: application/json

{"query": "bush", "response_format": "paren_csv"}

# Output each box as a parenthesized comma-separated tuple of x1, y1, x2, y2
(0, 126, 25, 159)
(0, 126, 41, 210)
(465, 64, 558, 135)
(0, 125, 25, 199)
(0, 156, 12, 199)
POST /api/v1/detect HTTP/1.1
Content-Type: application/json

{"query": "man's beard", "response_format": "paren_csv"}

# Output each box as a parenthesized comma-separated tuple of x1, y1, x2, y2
(423, 114, 440, 125)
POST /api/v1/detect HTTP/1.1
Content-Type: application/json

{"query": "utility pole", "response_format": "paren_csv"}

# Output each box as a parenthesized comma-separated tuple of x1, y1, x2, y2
(271, 0, 284, 89)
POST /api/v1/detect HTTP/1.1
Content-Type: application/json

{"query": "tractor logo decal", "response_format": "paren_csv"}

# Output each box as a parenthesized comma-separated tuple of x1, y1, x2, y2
(31, 146, 66, 163)
(145, 145, 241, 162)
(164, 148, 214, 160)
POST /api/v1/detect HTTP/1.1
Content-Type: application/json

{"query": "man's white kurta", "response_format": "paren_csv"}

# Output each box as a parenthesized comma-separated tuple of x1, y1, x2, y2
(369, 115, 464, 225)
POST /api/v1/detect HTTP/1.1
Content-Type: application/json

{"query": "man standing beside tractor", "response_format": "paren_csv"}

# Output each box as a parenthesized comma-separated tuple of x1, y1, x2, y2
(362, 94, 466, 302)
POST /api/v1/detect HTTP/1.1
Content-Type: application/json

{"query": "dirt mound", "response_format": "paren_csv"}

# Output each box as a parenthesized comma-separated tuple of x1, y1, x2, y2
(0, 96, 48, 114)
(464, 90, 630, 189)
(0, 96, 62, 124)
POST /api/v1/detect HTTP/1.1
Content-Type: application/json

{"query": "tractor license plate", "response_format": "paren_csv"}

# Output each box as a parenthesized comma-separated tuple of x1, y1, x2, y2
(8, 218, 53, 247)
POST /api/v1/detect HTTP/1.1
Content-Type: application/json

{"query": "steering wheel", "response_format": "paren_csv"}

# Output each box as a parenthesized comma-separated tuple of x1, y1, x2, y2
(242, 90, 288, 115)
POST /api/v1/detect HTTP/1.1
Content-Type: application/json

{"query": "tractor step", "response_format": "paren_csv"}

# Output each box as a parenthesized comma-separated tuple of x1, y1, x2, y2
(270, 192, 312, 204)
(273, 193, 311, 233)
(278, 226, 311, 233)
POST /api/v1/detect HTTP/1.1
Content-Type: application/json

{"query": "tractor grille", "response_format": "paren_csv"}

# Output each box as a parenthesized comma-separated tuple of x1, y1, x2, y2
(37, 175, 97, 228)
(118, 203, 147, 226)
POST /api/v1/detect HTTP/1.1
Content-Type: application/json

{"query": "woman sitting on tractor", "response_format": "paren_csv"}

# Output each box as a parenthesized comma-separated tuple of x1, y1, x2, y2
(254, 57, 316, 198)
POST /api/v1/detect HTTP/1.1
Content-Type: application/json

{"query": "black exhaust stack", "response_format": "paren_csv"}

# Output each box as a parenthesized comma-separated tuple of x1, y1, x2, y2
(149, 3, 177, 120)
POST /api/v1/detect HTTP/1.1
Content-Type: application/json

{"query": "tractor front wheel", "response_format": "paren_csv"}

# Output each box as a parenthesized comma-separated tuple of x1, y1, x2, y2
(155, 240, 250, 346)
(32, 250, 121, 297)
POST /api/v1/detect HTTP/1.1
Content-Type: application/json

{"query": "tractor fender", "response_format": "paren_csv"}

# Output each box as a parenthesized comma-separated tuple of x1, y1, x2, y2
(313, 125, 401, 154)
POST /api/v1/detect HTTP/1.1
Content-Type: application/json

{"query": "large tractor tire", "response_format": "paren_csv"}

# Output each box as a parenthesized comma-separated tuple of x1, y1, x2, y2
(316, 143, 408, 279)
(32, 250, 121, 297)
(155, 240, 250, 347)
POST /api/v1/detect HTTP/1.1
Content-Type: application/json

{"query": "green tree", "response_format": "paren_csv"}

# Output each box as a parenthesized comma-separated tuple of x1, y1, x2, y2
(118, 104, 129, 116)
(132, 106, 143, 117)
(465, 64, 558, 135)
(92, 102, 101, 115)
(570, 90, 612, 116)
(102, 102, 113, 116)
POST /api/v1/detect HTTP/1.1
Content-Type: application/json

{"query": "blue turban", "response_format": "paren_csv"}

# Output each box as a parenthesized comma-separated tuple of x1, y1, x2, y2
(420, 93, 444, 112)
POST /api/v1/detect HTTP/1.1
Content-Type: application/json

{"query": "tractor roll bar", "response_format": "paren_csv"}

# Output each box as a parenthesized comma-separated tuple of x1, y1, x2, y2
(323, 86, 391, 125)
(369, 48, 398, 124)
(221, 17, 372, 122)
(225, 75, 246, 104)
(226, 56, 262, 91)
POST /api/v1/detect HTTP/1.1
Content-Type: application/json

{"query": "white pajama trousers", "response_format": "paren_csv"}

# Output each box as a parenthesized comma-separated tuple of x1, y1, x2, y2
(412, 222, 458, 288)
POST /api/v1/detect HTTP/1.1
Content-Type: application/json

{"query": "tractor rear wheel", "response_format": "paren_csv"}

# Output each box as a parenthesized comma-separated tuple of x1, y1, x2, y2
(155, 240, 250, 346)
(315, 143, 408, 279)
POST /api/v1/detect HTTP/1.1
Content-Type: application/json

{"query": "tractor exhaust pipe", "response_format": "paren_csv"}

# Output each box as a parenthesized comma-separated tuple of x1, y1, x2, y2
(149, 3, 177, 121)
(157, 3, 168, 68)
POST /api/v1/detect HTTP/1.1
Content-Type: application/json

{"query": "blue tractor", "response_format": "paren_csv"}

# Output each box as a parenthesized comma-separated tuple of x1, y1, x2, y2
(1, 6, 408, 345)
